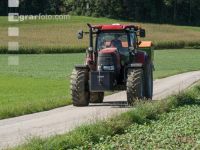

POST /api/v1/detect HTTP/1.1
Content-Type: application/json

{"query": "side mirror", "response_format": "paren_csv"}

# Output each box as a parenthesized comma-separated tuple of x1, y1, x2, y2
(139, 29, 146, 38)
(77, 30, 83, 39)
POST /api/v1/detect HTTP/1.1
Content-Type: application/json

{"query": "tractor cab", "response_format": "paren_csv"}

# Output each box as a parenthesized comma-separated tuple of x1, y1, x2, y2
(77, 24, 145, 68)
(96, 32, 131, 66)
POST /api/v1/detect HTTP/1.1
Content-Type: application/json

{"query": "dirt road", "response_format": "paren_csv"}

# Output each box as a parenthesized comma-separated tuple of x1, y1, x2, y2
(0, 71, 200, 149)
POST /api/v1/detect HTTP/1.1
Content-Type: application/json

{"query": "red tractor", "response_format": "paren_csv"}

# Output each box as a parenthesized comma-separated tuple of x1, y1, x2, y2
(71, 24, 154, 106)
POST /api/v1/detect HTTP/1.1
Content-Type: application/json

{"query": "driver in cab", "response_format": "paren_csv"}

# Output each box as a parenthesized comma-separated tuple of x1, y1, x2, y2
(110, 34, 122, 50)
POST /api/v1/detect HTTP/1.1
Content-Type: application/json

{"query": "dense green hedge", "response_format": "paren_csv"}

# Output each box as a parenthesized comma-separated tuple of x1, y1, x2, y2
(154, 41, 200, 50)
(0, 46, 85, 54)
(0, 41, 199, 54)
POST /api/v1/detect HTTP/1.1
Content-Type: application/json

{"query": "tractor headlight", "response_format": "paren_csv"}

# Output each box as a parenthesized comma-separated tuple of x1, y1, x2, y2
(88, 47, 93, 53)
(98, 65, 102, 70)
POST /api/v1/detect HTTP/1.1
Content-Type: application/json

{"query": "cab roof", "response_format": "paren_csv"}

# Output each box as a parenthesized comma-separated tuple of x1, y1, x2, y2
(92, 24, 140, 31)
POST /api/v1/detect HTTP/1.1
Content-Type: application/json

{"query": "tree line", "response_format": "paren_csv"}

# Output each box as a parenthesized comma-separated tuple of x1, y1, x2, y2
(1, 0, 200, 25)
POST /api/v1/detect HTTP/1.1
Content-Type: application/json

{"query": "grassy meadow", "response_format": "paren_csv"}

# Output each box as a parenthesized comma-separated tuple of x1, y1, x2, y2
(0, 15, 200, 119)
(0, 16, 200, 53)
(0, 49, 200, 119)
(14, 84, 200, 150)
(0, 54, 83, 119)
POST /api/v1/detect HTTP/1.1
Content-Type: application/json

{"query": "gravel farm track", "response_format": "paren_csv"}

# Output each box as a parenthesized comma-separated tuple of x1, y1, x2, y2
(0, 71, 200, 149)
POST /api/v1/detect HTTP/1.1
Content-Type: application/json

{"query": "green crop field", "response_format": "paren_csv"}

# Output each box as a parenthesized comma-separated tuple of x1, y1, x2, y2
(0, 16, 200, 53)
(79, 105, 200, 149)
(0, 49, 200, 119)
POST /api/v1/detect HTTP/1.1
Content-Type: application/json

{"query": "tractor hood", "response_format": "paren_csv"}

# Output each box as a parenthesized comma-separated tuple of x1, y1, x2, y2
(97, 47, 121, 72)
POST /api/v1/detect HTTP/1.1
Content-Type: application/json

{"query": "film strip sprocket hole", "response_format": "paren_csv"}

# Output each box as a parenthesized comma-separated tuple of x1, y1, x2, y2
(8, 0, 19, 65)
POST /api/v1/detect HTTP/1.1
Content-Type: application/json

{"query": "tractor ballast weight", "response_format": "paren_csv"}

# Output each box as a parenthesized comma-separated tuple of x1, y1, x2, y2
(71, 24, 154, 106)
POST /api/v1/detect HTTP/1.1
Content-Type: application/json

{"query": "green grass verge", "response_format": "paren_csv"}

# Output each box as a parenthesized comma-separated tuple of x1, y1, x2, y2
(0, 16, 200, 54)
(13, 84, 200, 150)
(0, 49, 200, 119)
(0, 75, 71, 119)
(154, 49, 200, 79)
(0, 54, 83, 119)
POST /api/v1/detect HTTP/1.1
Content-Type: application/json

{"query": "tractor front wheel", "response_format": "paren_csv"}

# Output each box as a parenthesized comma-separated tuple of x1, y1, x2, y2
(127, 69, 144, 105)
(70, 69, 89, 106)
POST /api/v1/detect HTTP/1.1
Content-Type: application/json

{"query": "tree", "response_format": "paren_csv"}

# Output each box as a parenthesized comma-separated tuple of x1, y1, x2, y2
(0, 0, 8, 16)
(1, 0, 199, 25)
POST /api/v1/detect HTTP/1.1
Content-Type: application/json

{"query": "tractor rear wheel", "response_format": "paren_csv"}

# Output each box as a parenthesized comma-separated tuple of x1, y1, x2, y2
(90, 92, 104, 103)
(144, 62, 153, 99)
(70, 69, 89, 106)
(127, 69, 144, 105)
